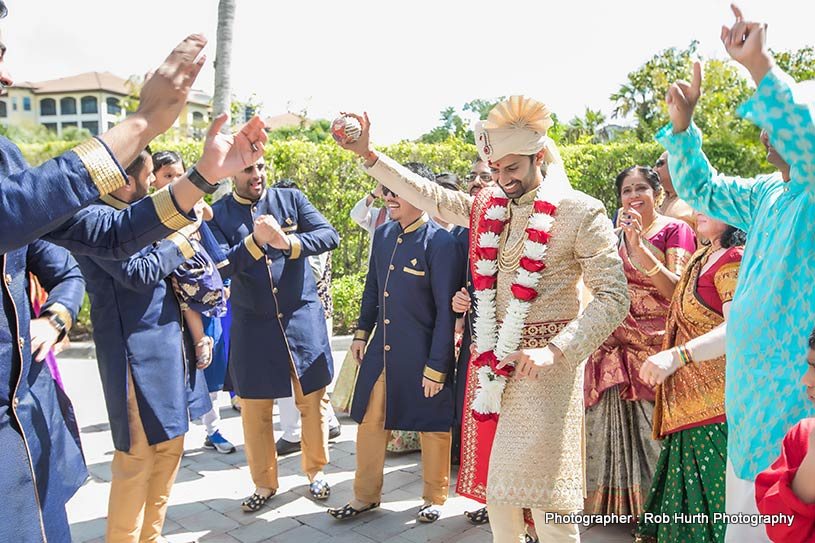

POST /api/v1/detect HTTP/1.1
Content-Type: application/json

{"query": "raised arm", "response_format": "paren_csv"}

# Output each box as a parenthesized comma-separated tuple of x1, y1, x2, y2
(335, 112, 473, 227)
(91, 237, 192, 293)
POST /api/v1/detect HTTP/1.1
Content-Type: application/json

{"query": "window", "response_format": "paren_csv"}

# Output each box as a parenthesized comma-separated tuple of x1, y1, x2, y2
(62, 121, 77, 128)
(106, 97, 121, 115)
(60, 97, 77, 115)
(0, 101, 6, 118)
(23, 97, 31, 111)
(192, 111, 204, 123)
(12, 97, 17, 111)
(81, 96, 98, 114)
(40, 98, 56, 116)
(107, 121, 115, 131)
(42, 122, 58, 133)
(81, 121, 99, 136)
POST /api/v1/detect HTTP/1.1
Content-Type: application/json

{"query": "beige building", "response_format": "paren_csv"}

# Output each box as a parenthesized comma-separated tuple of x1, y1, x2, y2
(1, 71, 211, 137)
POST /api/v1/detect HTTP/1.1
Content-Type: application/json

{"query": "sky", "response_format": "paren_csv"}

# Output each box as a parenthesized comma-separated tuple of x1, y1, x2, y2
(3, 0, 814, 143)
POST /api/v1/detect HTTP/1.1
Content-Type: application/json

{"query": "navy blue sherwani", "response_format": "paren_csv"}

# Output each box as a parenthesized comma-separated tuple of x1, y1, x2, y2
(74, 195, 211, 452)
(210, 188, 339, 399)
(0, 136, 195, 543)
(351, 215, 463, 432)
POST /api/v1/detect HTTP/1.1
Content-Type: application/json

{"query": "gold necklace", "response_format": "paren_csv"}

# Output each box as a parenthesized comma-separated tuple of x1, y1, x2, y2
(498, 207, 532, 273)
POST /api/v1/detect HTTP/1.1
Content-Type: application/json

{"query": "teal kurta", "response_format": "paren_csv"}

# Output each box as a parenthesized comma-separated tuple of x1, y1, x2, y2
(656, 68, 815, 480)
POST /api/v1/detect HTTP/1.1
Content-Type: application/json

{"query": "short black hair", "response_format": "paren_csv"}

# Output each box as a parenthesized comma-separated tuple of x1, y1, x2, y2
(151, 150, 184, 173)
(615, 165, 662, 200)
(809, 326, 815, 350)
(435, 172, 460, 192)
(403, 162, 435, 182)
(273, 178, 299, 190)
(125, 146, 152, 179)
(720, 226, 747, 248)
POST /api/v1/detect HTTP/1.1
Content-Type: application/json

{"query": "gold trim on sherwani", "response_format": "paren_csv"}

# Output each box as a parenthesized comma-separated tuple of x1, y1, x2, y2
(44, 302, 73, 331)
(100, 194, 129, 210)
(151, 187, 194, 230)
(243, 234, 264, 260)
(232, 191, 263, 206)
(287, 235, 302, 260)
(423, 366, 446, 384)
(72, 138, 127, 196)
(403, 213, 429, 234)
(166, 232, 195, 259)
(353, 329, 371, 342)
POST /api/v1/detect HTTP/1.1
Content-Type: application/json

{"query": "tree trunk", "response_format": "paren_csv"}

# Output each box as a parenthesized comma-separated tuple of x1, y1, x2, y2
(211, 0, 236, 196)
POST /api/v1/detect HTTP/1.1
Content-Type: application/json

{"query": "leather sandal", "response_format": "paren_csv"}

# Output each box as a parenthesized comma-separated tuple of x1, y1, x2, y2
(327, 502, 380, 520)
(241, 490, 276, 513)
(464, 506, 489, 525)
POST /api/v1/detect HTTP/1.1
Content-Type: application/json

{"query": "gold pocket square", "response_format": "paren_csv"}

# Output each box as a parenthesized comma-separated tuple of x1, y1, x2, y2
(403, 266, 426, 277)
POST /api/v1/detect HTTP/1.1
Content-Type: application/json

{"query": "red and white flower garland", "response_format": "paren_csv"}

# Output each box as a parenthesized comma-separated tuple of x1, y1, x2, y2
(470, 185, 557, 422)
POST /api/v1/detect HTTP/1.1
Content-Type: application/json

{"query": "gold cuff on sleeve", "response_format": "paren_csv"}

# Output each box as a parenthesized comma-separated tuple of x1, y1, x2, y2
(287, 235, 302, 260)
(150, 187, 194, 230)
(353, 330, 370, 342)
(71, 139, 128, 196)
(423, 366, 446, 384)
(166, 232, 195, 259)
(244, 234, 264, 260)
(44, 302, 73, 332)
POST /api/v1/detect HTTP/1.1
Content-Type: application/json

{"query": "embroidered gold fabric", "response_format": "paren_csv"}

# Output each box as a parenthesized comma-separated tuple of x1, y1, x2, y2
(71, 138, 127, 195)
(652, 247, 741, 438)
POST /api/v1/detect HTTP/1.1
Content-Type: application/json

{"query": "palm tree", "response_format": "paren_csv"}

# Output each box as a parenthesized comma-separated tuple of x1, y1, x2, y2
(211, 0, 236, 198)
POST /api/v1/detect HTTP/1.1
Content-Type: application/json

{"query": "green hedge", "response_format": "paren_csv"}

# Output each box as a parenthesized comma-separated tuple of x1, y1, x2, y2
(23, 136, 769, 336)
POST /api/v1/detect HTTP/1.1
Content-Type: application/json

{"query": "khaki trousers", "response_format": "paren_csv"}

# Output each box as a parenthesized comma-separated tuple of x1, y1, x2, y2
(241, 371, 329, 489)
(106, 372, 184, 543)
(488, 504, 580, 543)
(354, 373, 451, 505)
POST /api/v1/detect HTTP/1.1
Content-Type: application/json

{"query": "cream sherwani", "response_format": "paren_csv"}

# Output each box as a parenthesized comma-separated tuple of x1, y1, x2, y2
(363, 155, 629, 521)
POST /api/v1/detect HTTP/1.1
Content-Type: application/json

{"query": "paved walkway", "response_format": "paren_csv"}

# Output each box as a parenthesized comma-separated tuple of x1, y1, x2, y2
(62, 349, 633, 543)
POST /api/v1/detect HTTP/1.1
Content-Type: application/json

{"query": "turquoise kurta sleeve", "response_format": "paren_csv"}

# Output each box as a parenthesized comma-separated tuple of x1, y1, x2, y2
(739, 68, 815, 186)
(655, 123, 760, 233)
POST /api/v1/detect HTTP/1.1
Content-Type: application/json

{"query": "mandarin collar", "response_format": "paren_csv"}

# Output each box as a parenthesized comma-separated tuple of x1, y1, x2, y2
(232, 190, 265, 206)
(402, 213, 429, 234)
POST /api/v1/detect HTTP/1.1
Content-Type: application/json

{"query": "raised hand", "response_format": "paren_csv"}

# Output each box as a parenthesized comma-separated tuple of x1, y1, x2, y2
(336, 112, 374, 160)
(196, 114, 268, 183)
(253, 215, 290, 251)
(136, 34, 208, 138)
(720, 4, 772, 84)
(620, 206, 644, 249)
(666, 61, 702, 134)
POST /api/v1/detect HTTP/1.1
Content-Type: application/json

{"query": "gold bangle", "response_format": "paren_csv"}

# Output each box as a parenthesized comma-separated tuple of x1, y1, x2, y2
(643, 263, 662, 277)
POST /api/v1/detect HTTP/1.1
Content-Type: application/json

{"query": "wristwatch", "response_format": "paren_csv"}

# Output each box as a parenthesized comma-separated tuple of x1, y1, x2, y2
(45, 311, 68, 342)
(186, 166, 221, 195)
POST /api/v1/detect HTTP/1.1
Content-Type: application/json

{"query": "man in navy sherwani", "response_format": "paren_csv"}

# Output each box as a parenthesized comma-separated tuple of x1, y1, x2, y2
(0, 4, 268, 539)
(209, 157, 340, 512)
(328, 162, 464, 524)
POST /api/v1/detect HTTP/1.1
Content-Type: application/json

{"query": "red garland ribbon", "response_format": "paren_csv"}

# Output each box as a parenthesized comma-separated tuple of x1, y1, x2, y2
(472, 350, 498, 368)
(519, 257, 546, 273)
(472, 409, 499, 423)
(511, 283, 539, 302)
(479, 218, 506, 234)
(490, 197, 509, 207)
(476, 246, 499, 260)
(534, 200, 557, 215)
(472, 273, 497, 291)
(525, 228, 551, 245)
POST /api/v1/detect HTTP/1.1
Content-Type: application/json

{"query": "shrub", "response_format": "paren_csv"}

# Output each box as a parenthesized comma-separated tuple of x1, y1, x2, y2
(331, 272, 366, 334)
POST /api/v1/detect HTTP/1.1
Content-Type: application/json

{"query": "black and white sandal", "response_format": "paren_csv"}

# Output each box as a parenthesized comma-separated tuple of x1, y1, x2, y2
(309, 479, 331, 500)
(327, 502, 380, 520)
(241, 490, 275, 512)
(418, 504, 442, 523)
(464, 507, 489, 525)
(525, 534, 539, 543)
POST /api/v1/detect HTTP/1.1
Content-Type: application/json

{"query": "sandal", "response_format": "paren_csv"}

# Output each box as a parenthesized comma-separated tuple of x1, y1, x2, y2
(418, 503, 442, 523)
(464, 506, 489, 525)
(309, 479, 331, 500)
(327, 502, 380, 520)
(525, 535, 539, 543)
(241, 489, 275, 512)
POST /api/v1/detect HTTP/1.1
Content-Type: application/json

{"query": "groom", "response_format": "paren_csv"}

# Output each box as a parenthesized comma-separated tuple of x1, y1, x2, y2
(336, 97, 629, 542)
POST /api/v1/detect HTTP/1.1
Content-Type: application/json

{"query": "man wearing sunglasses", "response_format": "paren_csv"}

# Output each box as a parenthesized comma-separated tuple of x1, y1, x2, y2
(209, 157, 340, 511)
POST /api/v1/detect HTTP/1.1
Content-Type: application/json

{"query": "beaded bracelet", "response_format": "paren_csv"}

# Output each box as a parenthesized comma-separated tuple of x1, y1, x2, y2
(676, 344, 693, 365)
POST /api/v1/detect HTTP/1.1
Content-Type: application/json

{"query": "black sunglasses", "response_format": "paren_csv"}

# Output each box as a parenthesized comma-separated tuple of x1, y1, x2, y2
(382, 187, 398, 198)
(655, 159, 666, 168)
